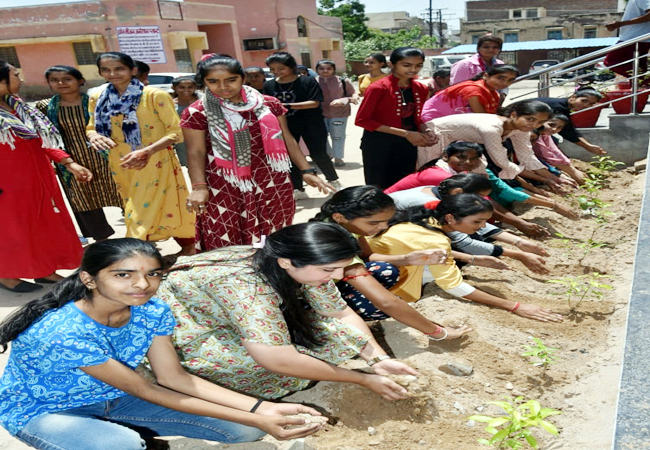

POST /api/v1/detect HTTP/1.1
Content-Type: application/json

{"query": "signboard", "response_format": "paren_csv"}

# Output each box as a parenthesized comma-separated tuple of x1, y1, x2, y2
(116, 26, 167, 64)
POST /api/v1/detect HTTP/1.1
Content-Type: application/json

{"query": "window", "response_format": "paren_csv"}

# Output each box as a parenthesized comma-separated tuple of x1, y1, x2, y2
(471, 34, 483, 44)
(73, 42, 100, 65)
(527, 9, 538, 18)
(174, 48, 193, 72)
(499, 52, 517, 66)
(0, 46, 21, 68)
(504, 32, 519, 43)
(332, 40, 341, 51)
(512, 9, 522, 18)
(297, 16, 308, 37)
(300, 52, 312, 69)
(322, 50, 330, 59)
(584, 27, 597, 39)
(547, 29, 563, 40)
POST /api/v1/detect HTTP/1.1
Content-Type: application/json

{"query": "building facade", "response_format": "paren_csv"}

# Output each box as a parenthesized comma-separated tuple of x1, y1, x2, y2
(459, 0, 622, 45)
(0, 0, 344, 97)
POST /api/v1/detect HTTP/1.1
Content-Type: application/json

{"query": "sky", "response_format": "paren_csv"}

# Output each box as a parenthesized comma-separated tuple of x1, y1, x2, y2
(0, 0, 468, 28)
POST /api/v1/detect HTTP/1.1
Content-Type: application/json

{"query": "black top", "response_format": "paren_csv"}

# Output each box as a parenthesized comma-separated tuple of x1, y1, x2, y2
(536, 97, 582, 143)
(263, 75, 324, 120)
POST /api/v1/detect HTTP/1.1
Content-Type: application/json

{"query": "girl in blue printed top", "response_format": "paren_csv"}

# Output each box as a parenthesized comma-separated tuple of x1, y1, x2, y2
(355, 47, 437, 190)
(0, 238, 324, 450)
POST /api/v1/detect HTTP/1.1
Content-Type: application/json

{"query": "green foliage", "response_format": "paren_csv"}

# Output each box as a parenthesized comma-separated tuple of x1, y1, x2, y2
(553, 232, 574, 258)
(546, 272, 613, 312)
(344, 26, 438, 61)
(521, 337, 560, 369)
(318, 0, 370, 41)
(469, 396, 561, 449)
(590, 155, 624, 173)
(576, 238, 607, 263)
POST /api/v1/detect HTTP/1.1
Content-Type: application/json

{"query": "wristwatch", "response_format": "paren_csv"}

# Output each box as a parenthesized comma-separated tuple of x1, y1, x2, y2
(367, 355, 392, 366)
(301, 168, 317, 175)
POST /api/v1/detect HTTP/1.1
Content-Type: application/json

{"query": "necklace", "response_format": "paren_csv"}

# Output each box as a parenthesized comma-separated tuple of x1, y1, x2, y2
(399, 87, 409, 106)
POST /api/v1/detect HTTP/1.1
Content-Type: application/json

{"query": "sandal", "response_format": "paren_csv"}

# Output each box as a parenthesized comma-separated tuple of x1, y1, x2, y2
(34, 278, 59, 284)
(0, 281, 43, 293)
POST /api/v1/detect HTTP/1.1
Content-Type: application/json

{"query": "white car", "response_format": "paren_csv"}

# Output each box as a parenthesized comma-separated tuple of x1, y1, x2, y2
(148, 72, 194, 93)
(420, 54, 473, 78)
(528, 60, 561, 75)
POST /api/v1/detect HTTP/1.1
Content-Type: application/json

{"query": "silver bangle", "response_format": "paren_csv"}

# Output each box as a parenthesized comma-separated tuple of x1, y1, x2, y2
(427, 328, 448, 341)
(513, 238, 523, 247)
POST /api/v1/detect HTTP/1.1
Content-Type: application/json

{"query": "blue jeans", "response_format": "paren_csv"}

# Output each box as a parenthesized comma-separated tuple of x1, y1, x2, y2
(15, 395, 266, 450)
(336, 261, 400, 321)
(324, 117, 348, 160)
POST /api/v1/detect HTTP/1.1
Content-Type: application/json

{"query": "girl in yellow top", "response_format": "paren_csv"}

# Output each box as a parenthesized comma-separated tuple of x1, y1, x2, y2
(358, 53, 388, 96)
(87, 52, 195, 255)
(367, 194, 563, 323)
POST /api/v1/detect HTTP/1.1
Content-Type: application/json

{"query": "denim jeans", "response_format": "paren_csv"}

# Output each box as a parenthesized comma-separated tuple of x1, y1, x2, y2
(324, 117, 348, 160)
(15, 395, 266, 450)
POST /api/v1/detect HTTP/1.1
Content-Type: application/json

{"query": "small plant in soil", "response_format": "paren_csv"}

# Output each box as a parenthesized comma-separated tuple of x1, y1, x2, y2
(553, 233, 574, 258)
(576, 238, 607, 264)
(589, 155, 625, 174)
(521, 337, 560, 369)
(469, 396, 561, 449)
(546, 272, 613, 312)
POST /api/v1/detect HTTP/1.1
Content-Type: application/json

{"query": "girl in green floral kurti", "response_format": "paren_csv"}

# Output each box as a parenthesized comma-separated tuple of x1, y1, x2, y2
(158, 222, 419, 400)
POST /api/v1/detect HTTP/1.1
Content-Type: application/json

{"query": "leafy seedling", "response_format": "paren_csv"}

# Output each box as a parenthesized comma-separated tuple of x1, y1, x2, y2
(590, 155, 625, 173)
(547, 272, 613, 312)
(469, 396, 561, 449)
(521, 337, 560, 369)
(576, 238, 607, 264)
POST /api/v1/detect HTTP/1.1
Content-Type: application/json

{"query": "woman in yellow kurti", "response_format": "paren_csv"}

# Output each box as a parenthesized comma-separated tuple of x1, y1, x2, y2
(87, 52, 195, 254)
(367, 194, 563, 322)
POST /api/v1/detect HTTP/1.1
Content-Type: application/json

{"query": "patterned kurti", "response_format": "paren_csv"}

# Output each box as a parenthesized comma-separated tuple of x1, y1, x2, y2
(157, 247, 369, 399)
(35, 99, 122, 212)
(180, 96, 295, 250)
(87, 87, 195, 241)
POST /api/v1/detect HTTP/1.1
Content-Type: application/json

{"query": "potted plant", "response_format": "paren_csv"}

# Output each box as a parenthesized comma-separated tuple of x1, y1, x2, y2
(607, 80, 650, 114)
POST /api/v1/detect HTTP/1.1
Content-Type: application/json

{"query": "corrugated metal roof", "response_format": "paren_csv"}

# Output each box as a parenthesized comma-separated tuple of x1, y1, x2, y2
(442, 37, 619, 54)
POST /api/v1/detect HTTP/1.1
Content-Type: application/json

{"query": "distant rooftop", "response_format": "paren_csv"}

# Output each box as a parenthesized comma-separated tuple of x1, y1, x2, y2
(442, 37, 619, 54)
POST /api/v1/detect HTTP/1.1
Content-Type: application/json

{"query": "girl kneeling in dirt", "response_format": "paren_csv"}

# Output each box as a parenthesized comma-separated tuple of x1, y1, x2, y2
(311, 185, 473, 340)
(367, 194, 563, 323)
(0, 239, 326, 450)
(389, 174, 550, 275)
(157, 222, 420, 402)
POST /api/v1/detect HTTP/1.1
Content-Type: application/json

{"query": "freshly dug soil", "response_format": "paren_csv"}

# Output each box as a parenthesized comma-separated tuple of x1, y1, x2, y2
(280, 162, 643, 450)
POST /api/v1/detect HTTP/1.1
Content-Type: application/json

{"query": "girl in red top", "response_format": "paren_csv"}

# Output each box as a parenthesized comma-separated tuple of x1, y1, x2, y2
(421, 64, 519, 123)
(355, 47, 436, 189)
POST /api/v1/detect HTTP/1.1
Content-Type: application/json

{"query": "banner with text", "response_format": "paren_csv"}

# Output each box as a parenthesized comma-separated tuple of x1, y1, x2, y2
(116, 26, 167, 64)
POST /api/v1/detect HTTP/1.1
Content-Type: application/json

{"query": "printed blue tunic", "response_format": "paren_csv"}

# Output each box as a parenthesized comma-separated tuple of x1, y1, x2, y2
(0, 297, 175, 435)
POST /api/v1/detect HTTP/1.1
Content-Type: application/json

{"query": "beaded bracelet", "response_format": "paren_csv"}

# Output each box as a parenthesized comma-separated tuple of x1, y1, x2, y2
(509, 302, 521, 313)
(341, 272, 370, 282)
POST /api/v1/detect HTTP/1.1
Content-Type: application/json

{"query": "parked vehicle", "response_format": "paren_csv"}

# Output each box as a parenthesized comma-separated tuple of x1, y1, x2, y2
(148, 72, 194, 93)
(529, 60, 561, 75)
(420, 54, 473, 78)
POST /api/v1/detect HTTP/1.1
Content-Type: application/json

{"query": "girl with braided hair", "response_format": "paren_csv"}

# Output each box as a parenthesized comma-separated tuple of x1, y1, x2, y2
(312, 185, 472, 340)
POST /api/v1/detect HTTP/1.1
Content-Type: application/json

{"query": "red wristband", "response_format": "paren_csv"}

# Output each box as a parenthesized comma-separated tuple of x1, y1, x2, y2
(341, 272, 370, 282)
(509, 302, 521, 313)
(425, 325, 443, 336)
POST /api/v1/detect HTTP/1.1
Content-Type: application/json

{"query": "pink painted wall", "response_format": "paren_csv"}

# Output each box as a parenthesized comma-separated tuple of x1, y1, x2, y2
(15, 43, 77, 86)
(199, 23, 243, 61)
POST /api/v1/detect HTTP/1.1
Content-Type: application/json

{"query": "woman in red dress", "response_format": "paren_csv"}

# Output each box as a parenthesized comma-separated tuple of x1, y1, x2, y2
(0, 61, 92, 293)
(181, 55, 330, 251)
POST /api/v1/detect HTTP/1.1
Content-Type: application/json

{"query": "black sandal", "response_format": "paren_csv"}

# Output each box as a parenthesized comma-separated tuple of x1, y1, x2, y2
(0, 281, 43, 293)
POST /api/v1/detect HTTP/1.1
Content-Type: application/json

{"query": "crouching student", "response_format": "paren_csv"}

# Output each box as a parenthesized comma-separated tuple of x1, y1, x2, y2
(367, 194, 563, 322)
(0, 239, 326, 450)
(157, 222, 420, 403)
(312, 185, 472, 340)
(533, 115, 587, 185)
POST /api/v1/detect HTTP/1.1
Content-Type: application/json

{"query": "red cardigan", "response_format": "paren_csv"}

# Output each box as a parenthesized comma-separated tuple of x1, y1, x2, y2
(355, 74, 428, 132)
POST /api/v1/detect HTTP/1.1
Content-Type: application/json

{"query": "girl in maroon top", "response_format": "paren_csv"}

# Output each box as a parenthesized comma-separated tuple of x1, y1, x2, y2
(355, 47, 436, 189)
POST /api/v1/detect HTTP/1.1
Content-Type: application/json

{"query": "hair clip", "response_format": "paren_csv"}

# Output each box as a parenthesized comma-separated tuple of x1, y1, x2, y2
(424, 199, 441, 210)
(252, 235, 267, 249)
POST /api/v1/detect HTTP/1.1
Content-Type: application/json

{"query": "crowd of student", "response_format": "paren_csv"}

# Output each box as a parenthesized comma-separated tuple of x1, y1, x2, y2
(0, 34, 611, 449)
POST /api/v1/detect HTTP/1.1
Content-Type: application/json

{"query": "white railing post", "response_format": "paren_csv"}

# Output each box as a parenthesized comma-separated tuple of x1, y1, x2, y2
(632, 42, 640, 115)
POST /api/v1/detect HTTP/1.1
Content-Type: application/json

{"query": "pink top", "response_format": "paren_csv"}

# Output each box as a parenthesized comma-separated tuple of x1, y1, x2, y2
(417, 114, 545, 179)
(384, 165, 453, 193)
(450, 53, 505, 85)
(532, 134, 571, 166)
(316, 75, 356, 118)
(420, 79, 500, 123)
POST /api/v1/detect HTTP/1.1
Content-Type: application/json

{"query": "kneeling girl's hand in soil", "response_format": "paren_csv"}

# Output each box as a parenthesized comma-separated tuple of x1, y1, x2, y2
(361, 374, 410, 401)
(255, 402, 327, 439)
(514, 304, 563, 322)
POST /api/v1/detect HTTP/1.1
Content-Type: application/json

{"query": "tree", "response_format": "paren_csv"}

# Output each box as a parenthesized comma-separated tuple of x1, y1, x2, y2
(318, 0, 370, 41)
(344, 27, 438, 61)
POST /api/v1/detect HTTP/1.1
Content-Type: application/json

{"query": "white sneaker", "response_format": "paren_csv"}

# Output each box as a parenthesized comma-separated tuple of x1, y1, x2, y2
(293, 189, 309, 200)
(330, 180, 345, 192)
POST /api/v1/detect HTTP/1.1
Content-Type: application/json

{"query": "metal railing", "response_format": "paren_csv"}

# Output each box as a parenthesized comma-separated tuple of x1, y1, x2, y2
(511, 31, 650, 117)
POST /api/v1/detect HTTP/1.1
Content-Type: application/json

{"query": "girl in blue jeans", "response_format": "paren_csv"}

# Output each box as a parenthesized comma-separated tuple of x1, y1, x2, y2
(0, 239, 324, 450)
(311, 185, 471, 340)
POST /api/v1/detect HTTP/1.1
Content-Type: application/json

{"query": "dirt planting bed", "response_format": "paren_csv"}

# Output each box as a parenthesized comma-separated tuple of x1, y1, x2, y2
(280, 161, 644, 450)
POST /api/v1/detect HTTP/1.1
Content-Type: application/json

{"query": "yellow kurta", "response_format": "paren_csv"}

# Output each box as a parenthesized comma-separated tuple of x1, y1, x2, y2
(367, 222, 464, 302)
(87, 87, 195, 241)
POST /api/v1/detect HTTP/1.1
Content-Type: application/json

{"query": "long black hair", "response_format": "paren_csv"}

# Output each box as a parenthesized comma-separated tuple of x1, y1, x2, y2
(96, 52, 136, 70)
(265, 52, 298, 71)
(498, 99, 552, 117)
(195, 54, 245, 89)
(390, 47, 425, 65)
(0, 60, 12, 84)
(312, 185, 395, 222)
(418, 141, 485, 172)
(0, 239, 163, 352)
(438, 173, 492, 198)
(44, 65, 85, 83)
(252, 222, 360, 348)
(470, 63, 520, 81)
(390, 193, 493, 232)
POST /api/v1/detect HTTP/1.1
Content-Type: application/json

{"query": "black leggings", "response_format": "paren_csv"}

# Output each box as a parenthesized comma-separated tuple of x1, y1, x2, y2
(361, 131, 417, 190)
(287, 117, 339, 190)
